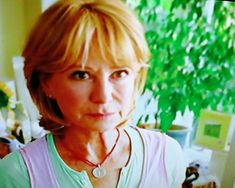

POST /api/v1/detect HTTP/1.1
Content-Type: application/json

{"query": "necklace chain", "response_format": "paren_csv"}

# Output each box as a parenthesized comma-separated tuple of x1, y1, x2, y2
(60, 128, 120, 178)
(66, 128, 120, 168)
(80, 128, 120, 167)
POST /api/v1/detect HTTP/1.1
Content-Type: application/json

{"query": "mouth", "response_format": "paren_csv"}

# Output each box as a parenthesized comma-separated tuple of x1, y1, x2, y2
(86, 112, 115, 119)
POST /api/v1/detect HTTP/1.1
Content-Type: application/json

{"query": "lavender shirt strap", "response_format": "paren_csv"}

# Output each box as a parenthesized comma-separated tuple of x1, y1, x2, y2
(137, 128, 169, 188)
(20, 136, 59, 188)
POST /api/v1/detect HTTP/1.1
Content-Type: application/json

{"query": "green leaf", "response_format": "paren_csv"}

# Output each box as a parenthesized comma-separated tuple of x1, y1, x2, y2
(131, 0, 235, 132)
(159, 110, 176, 132)
(0, 90, 10, 109)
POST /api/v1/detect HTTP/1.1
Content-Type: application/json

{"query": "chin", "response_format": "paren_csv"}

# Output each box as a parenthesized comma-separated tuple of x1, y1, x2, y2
(87, 119, 122, 132)
(67, 114, 125, 131)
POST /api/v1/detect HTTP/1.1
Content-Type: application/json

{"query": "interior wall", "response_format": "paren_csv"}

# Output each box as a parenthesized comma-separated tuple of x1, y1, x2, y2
(0, 2, 5, 79)
(24, 0, 41, 38)
(0, 0, 41, 80)
(0, 0, 25, 79)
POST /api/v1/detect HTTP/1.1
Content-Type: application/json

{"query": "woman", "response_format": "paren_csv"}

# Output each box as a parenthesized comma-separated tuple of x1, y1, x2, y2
(0, 0, 186, 187)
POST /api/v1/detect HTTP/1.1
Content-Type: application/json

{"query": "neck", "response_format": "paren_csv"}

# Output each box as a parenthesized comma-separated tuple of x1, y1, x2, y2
(55, 126, 120, 163)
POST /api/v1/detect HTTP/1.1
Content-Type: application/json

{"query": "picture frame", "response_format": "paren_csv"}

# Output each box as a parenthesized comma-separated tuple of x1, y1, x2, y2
(194, 109, 235, 152)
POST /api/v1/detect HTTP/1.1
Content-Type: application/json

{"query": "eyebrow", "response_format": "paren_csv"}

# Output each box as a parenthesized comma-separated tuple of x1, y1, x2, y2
(68, 64, 131, 72)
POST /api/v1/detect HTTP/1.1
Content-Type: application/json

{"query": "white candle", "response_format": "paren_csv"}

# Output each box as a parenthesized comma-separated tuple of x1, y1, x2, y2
(12, 56, 45, 142)
(12, 56, 40, 121)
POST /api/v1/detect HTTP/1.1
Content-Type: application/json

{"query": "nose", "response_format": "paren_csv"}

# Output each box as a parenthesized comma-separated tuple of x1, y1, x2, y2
(90, 76, 113, 104)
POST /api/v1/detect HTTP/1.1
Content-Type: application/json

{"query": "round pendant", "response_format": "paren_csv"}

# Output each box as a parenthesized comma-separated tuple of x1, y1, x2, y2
(92, 165, 106, 178)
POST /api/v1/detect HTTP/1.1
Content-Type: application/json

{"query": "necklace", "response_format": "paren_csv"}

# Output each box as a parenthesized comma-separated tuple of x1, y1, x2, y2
(65, 128, 120, 179)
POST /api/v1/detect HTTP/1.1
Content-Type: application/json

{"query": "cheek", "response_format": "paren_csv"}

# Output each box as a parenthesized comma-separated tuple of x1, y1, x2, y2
(118, 79, 135, 110)
(54, 89, 87, 120)
(53, 85, 88, 110)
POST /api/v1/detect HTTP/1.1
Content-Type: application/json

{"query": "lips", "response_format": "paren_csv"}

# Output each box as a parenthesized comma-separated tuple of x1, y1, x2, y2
(86, 112, 115, 118)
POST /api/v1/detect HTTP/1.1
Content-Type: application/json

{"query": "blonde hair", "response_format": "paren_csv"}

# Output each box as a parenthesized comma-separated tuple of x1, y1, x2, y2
(23, 0, 150, 132)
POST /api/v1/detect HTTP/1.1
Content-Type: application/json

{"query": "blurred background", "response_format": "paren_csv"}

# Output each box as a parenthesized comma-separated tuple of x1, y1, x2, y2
(0, 0, 234, 187)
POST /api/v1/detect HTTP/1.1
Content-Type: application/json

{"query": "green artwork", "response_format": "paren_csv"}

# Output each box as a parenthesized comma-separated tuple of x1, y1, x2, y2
(204, 123, 221, 138)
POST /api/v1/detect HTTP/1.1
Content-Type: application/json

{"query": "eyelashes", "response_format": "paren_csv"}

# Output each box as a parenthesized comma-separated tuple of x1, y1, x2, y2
(71, 71, 91, 80)
(70, 69, 130, 81)
(111, 70, 129, 79)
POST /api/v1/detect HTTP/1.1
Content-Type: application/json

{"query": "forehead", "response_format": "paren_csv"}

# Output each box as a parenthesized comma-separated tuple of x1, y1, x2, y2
(70, 43, 141, 71)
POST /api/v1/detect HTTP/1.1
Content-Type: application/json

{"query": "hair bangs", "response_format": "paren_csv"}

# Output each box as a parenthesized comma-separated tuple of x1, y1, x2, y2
(86, 12, 145, 70)
(60, 10, 97, 69)
(48, 2, 149, 71)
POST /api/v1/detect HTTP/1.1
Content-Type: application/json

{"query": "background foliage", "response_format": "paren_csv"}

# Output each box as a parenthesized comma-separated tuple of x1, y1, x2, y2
(131, 0, 235, 132)
(0, 82, 13, 109)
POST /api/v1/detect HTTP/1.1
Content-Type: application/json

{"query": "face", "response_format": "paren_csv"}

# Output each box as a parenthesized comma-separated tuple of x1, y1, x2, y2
(43, 51, 138, 132)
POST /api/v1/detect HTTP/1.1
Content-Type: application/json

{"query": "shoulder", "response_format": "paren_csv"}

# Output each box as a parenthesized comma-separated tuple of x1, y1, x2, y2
(20, 136, 48, 160)
(135, 127, 183, 150)
(164, 135, 187, 187)
(136, 127, 186, 186)
(0, 150, 30, 188)
(0, 150, 25, 173)
(135, 127, 167, 145)
(134, 127, 169, 161)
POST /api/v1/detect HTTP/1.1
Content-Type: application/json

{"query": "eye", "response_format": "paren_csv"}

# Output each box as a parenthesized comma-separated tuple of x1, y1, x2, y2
(111, 70, 129, 79)
(71, 71, 90, 80)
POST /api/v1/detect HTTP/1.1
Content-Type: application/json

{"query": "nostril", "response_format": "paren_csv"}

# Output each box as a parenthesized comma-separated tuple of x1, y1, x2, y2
(90, 79, 113, 104)
(90, 88, 112, 104)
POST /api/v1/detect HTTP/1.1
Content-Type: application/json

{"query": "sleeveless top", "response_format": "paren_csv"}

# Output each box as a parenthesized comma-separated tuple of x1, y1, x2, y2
(0, 126, 186, 188)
